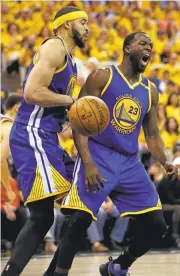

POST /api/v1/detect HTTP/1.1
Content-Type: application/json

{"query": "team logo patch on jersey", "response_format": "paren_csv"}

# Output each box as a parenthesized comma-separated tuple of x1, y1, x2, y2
(111, 95, 142, 134)
(66, 74, 77, 96)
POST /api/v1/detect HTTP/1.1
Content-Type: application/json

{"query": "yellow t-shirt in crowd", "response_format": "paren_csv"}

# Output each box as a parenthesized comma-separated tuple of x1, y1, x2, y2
(161, 130, 178, 149)
(166, 105, 180, 124)
(2, 33, 23, 60)
(16, 18, 34, 36)
(159, 93, 169, 106)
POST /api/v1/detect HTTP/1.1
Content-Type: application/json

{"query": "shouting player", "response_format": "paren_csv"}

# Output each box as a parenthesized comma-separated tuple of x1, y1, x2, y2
(44, 32, 178, 276)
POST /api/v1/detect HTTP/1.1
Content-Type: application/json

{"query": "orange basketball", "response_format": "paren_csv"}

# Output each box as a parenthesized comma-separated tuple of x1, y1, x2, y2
(69, 96, 110, 136)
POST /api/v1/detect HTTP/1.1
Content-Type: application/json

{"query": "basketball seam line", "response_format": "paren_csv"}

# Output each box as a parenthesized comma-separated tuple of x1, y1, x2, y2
(76, 100, 92, 135)
(84, 98, 99, 134)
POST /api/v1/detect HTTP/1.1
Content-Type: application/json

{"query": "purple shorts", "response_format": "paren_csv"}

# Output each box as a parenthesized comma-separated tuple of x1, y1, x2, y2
(10, 122, 74, 204)
(61, 139, 161, 220)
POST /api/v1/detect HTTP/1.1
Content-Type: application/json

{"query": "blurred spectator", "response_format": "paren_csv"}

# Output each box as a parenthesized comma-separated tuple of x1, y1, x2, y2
(161, 117, 179, 150)
(35, 26, 52, 49)
(1, 178, 28, 254)
(35, 12, 54, 36)
(154, 31, 168, 57)
(1, 88, 9, 114)
(16, 87, 23, 96)
(148, 162, 165, 188)
(161, 53, 180, 87)
(0, 94, 21, 201)
(96, 197, 129, 250)
(160, 41, 172, 64)
(90, 32, 111, 61)
(166, 93, 180, 124)
(19, 35, 36, 84)
(16, 8, 33, 37)
(157, 157, 180, 248)
(44, 231, 57, 255)
(2, 23, 23, 74)
(87, 220, 109, 252)
(1, 4, 13, 32)
(159, 70, 170, 94)
(50, 203, 108, 253)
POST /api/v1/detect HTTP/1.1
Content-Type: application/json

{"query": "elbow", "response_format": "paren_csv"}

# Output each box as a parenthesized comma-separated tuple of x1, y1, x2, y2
(24, 94, 32, 104)
(24, 85, 43, 105)
(24, 88, 36, 104)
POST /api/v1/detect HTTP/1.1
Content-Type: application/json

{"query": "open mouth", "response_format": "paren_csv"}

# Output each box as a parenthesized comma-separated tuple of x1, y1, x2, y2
(141, 54, 150, 66)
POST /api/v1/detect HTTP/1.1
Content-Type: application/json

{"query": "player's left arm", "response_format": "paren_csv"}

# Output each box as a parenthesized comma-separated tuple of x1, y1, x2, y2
(142, 83, 178, 181)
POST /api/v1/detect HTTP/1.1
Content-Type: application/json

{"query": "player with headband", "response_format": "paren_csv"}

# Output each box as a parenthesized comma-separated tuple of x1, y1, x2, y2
(2, 6, 88, 276)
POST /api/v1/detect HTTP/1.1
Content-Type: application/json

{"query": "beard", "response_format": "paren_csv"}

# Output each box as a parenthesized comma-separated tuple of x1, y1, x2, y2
(72, 29, 85, 48)
(130, 54, 146, 73)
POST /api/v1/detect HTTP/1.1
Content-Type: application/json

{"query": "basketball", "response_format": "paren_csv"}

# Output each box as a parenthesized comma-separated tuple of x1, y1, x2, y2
(69, 96, 110, 136)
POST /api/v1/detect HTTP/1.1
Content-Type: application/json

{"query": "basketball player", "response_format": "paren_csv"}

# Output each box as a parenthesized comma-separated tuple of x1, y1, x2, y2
(1, 6, 88, 276)
(0, 95, 21, 203)
(44, 32, 178, 276)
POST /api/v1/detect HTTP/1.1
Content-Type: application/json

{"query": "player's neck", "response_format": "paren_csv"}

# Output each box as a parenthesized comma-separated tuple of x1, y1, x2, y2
(5, 110, 15, 120)
(57, 31, 75, 54)
(119, 61, 140, 83)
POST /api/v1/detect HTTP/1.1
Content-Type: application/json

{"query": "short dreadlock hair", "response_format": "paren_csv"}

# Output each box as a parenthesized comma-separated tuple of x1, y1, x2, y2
(123, 32, 148, 53)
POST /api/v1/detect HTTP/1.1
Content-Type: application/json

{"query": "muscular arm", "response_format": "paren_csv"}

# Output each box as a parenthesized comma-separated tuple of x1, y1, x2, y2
(73, 68, 110, 164)
(0, 122, 13, 191)
(24, 39, 73, 107)
(143, 83, 169, 166)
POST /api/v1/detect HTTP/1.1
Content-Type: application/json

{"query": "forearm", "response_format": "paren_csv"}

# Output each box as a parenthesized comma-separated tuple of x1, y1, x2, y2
(146, 135, 169, 166)
(25, 87, 73, 107)
(0, 159, 11, 190)
(73, 130, 93, 164)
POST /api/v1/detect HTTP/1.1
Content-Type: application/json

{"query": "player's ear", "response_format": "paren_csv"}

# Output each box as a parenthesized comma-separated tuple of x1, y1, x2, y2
(14, 104, 20, 113)
(124, 45, 130, 55)
(64, 21, 71, 29)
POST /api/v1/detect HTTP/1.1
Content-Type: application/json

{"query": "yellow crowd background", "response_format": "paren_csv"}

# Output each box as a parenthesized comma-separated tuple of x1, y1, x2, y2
(1, 0, 180, 158)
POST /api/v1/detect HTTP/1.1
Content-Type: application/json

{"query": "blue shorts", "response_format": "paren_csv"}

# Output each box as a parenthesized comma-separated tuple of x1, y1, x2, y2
(10, 122, 74, 204)
(61, 140, 161, 220)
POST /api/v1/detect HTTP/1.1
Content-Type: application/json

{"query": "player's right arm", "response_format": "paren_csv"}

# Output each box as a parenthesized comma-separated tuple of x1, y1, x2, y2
(24, 39, 74, 107)
(0, 122, 15, 202)
(73, 68, 109, 192)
